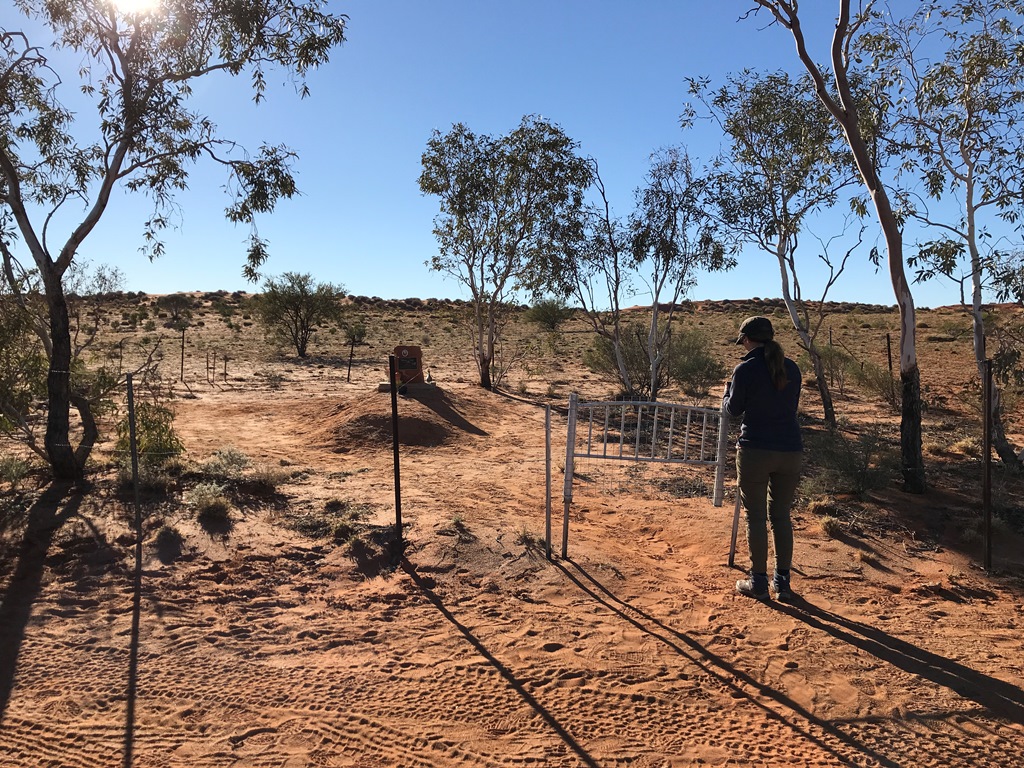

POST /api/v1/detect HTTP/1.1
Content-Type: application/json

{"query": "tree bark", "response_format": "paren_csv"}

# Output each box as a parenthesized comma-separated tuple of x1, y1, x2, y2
(900, 365, 925, 493)
(43, 277, 82, 481)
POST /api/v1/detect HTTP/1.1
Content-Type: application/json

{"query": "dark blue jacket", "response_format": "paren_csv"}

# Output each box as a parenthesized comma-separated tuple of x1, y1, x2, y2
(724, 346, 802, 452)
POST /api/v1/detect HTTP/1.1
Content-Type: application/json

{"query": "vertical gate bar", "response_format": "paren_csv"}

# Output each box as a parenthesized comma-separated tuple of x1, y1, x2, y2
(651, 406, 659, 459)
(713, 401, 729, 507)
(699, 411, 710, 460)
(633, 405, 643, 459)
(666, 406, 677, 460)
(683, 410, 693, 461)
(562, 392, 579, 559)
(602, 405, 611, 457)
(614, 403, 622, 456)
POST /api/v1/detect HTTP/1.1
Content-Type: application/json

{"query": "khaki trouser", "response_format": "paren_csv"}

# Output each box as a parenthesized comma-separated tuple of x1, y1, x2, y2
(737, 446, 802, 575)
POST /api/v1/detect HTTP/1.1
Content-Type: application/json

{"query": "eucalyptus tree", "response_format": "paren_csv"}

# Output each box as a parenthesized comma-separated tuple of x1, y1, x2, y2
(419, 115, 592, 390)
(865, 0, 1024, 467)
(686, 70, 858, 428)
(0, 0, 348, 480)
(255, 272, 345, 358)
(551, 161, 636, 396)
(747, 0, 926, 492)
(629, 148, 732, 400)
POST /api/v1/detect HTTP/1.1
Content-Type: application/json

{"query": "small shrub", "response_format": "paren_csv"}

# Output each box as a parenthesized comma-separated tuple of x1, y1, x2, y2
(285, 499, 370, 543)
(819, 515, 842, 538)
(247, 463, 289, 493)
(0, 455, 31, 485)
(203, 447, 251, 479)
(848, 359, 900, 411)
(665, 327, 727, 405)
(118, 464, 177, 495)
(115, 401, 184, 470)
(802, 426, 898, 498)
(524, 297, 574, 331)
(189, 482, 232, 524)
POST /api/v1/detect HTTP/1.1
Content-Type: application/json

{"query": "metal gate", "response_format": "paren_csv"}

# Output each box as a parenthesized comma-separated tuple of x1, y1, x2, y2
(552, 393, 730, 559)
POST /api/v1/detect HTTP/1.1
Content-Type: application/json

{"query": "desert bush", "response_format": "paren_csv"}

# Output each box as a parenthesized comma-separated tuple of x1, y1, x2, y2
(202, 447, 251, 479)
(0, 455, 32, 486)
(584, 322, 665, 399)
(255, 272, 346, 357)
(115, 401, 184, 469)
(189, 482, 232, 524)
(524, 297, 574, 331)
(809, 344, 852, 397)
(154, 524, 184, 551)
(802, 426, 898, 498)
(848, 359, 900, 411)
(118, 463, 178, 495)
(247, 463, 290, 493)
(285, 499, 370, 543)
(665, 327, 726, 405)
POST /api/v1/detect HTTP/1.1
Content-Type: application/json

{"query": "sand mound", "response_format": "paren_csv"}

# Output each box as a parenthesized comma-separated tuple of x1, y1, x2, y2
(301, 386, 487, 452)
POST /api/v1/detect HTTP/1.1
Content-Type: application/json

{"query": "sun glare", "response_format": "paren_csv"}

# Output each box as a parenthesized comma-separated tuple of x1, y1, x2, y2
(112, 0, 160, 14)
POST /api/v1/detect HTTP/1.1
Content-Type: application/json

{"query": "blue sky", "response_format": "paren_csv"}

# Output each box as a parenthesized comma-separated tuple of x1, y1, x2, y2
(4, 1, 992, 308)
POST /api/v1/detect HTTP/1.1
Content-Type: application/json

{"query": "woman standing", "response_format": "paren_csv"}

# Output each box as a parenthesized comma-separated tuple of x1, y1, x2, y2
(723, 316, 803, 601)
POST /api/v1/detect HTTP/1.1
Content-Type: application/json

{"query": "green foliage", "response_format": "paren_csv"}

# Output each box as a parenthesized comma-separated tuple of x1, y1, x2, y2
(848, 359, 901, 412)
(202, 447, 252, 480)
(157, 294, 193, 328)
(255, 272, 345, 357)
(584, 323, 663, 399)
(419, 115, 593, 388)
(342, 319, 367, 346)
(0, 454, 32, 486)
(0, 295, 47, 439)
(115, 401, 184, 469)
(585, 322, 725, 402)
(524, 297, 574, 331)
(665, 327, 727, 405)
(189, 482, 232, 525)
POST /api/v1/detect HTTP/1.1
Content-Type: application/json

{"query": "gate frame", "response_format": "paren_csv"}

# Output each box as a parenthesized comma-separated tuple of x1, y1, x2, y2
(551, 393, 735, 560)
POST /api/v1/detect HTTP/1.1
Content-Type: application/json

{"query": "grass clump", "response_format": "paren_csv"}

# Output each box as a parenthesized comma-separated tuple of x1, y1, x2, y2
(202, 447, 251, 480)
(189, 482, 232, 525)
(286, 498, 370, 543)
(0, 455, 32, 486)
(246, 463, 290, 494)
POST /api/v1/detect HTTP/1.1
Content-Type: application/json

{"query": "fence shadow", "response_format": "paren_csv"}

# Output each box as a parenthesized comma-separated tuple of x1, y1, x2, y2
(555, 559, 900, 768)
(0, 483, 80, 726)
(401, 559, 598, 766)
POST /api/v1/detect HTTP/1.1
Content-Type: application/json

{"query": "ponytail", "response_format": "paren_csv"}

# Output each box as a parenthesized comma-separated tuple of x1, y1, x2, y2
(763, 339, 788, 390)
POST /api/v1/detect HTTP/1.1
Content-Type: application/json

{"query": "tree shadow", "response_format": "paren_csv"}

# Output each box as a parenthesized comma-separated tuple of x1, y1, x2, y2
(407, 388, 487, 436)
(401, 559, 600, 767)
(0, 482, 81, 726)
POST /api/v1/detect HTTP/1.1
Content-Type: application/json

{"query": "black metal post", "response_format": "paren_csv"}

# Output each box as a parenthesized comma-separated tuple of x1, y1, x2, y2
(983, 359, 993, 570)
(180, 327, 186, 382)
(388, 355, 403, 550)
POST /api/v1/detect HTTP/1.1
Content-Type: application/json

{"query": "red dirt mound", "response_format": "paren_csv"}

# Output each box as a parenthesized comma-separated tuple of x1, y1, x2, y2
(301, 387, 488, 452)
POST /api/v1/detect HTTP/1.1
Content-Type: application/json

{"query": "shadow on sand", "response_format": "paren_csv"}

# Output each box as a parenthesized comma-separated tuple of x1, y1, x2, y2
(0, 483, 81, 725)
